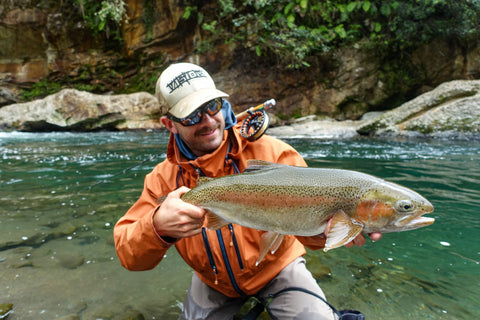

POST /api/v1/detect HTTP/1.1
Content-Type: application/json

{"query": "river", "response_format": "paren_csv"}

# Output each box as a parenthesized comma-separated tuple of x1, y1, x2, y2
(1, 131, 479, 319)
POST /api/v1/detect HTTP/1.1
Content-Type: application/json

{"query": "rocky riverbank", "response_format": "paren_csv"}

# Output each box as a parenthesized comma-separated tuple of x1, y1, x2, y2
(0, 80, 479, 139)
(267, 79, 480, 140)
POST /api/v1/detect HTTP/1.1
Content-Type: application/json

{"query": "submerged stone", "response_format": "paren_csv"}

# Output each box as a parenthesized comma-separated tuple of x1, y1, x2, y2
(56, 314, 80, 320)
(57, 253, 85, 269)
(0, 303, 13, 318)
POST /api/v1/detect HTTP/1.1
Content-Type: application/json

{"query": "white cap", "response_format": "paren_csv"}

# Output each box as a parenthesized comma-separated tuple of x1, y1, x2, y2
(156, 63, 229, 118)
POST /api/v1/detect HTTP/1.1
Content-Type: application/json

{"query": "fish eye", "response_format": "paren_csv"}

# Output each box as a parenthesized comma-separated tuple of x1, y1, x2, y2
(396, 200, 415, 212)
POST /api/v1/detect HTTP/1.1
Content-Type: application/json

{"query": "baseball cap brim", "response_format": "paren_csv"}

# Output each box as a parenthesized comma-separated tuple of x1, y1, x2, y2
(168, 88, 229, 119)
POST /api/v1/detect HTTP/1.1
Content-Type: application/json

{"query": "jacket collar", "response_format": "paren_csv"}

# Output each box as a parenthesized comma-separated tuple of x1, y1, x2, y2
(166, 125, 246, 177)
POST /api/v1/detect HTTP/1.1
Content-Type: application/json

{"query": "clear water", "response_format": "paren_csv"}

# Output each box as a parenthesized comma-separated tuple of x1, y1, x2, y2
(0, 131, 479, 319)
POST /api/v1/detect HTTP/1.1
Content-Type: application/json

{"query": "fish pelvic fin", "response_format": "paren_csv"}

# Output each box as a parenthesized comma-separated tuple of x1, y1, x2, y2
(256, 232, 284, 266)
(324, 210, 364, 252)
(205, 210, 230, 230)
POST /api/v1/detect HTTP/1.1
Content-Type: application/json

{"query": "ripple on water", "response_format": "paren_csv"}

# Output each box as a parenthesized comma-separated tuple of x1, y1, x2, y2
(0, 132, 478, 320)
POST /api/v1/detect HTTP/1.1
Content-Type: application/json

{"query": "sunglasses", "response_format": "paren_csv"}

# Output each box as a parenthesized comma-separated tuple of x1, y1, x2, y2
(168, 98, 223, 126)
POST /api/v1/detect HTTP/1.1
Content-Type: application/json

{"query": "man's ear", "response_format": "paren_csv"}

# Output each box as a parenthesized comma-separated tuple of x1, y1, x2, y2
(161, 116, 178, 134)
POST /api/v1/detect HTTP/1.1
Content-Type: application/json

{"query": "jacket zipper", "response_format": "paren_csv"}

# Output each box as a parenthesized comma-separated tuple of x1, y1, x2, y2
(202, 228, 218, 285)
(202, 227, 246, 296)
(216, 229, 247, 297)
(228, 224, 244, 271)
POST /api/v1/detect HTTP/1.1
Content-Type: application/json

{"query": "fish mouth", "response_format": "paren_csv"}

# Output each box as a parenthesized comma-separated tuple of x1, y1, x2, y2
(395, 204, 435, 229)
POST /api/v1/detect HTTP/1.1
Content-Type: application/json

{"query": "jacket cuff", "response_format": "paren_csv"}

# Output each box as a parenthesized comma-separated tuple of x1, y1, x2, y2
(151, 206, 178, 248)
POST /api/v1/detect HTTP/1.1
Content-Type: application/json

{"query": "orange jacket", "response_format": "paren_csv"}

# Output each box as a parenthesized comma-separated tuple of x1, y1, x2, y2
(114, 124, 326, 297)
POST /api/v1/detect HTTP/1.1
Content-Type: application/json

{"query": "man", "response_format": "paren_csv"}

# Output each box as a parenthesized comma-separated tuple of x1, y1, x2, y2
(114, 62, 381, 320)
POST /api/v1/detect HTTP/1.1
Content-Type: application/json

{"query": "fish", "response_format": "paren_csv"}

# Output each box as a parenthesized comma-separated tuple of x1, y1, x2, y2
(181, 160, 435, 265)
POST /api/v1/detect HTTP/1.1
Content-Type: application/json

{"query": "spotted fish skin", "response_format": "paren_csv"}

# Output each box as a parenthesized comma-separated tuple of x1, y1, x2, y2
(181, 160, 434, 264)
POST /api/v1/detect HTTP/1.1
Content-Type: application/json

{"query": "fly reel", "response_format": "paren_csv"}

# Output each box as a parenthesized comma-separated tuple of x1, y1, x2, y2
(240, 109, 271, 141)
(237, 99, 275, 141)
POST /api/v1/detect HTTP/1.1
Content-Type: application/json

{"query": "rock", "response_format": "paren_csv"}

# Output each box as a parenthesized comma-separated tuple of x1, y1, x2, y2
(357, 80, 480, 138)
(56, 314, 80, 320)
(267, 116, 361, 139)
(0, 87, 21, 107)
(0, 222, 76, 251)
(0, 303, 13, 319)
(57, 253, 85, 269)
(0, 89, 163, 131)
(267, 80, 480, 139)
(82, 305, 145, 320)
(117, 308, 145, 320)
(11, 261, 34, 269)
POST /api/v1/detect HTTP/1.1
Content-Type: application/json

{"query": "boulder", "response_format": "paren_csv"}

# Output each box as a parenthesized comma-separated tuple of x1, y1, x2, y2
(357, 80, 480, 138)
(267, 116, 360, 139)
(0, 89, 162, 131)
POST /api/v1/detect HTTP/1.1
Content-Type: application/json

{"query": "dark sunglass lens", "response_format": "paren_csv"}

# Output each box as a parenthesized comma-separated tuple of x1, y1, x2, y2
(206, 99, 222, 115)
(183, 111, 202, 126)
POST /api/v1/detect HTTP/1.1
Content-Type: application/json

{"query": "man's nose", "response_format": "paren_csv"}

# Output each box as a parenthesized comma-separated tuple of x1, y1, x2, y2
(200, 112, 216, 125)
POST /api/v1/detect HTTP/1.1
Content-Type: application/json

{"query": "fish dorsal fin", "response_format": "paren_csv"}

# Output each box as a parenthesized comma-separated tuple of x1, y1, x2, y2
(324, 210, 364, 252)
(197, 176, 213, 185)
(205, 210, 230, 230)
(244, 159, 286, 173)
(256, 231, 284, 266)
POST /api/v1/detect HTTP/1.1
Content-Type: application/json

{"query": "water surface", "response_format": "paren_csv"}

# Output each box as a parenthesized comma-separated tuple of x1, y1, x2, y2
(1, 131, 479, 319)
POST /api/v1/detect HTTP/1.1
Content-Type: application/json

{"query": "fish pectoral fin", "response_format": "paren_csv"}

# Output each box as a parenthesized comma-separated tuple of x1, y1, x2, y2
(205, 210, 230, 230)
(256, 232, 284, 266)
(324, 210, 364, 252)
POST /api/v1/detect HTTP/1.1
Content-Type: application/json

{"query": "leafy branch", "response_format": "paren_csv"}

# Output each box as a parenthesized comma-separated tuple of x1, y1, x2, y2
(183, 0, 480, 69)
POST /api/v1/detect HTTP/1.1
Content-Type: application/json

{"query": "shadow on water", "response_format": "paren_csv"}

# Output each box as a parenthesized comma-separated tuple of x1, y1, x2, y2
(1, 132, 479, 319)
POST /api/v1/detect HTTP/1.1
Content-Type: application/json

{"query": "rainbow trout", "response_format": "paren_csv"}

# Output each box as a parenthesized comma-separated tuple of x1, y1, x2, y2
(182, 160, 434, 265)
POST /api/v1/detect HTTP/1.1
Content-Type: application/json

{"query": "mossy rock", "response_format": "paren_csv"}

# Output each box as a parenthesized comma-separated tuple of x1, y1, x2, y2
(0, 303, 13, 318)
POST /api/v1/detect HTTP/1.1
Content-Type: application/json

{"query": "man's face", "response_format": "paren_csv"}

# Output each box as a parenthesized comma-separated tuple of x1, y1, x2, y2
(161, 109, 225, 157)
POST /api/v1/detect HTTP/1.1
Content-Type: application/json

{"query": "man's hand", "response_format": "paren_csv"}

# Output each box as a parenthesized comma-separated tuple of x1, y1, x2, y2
(153, 187, 205, 239)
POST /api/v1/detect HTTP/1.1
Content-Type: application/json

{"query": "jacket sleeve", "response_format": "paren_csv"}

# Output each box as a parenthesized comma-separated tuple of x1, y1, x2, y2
(114, 166, 175, 271)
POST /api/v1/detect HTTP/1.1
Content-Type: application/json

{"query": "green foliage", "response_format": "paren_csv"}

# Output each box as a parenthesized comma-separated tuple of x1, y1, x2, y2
(71, 0, 128, 42)
(21, 80, 63, 101)
(184, 0, 480, 69)
(21, 53, 165, 101)
(20, 76, 108, 101)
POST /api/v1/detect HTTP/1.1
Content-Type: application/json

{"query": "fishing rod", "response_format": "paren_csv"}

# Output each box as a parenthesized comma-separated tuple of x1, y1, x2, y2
(235, 99, 276, 121)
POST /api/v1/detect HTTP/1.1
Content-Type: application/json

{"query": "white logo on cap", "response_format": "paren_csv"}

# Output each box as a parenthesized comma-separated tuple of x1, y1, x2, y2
(167, 70, 206, 93)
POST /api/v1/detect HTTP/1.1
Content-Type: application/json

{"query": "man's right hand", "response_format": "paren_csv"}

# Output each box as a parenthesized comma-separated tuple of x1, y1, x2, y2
(153, 187, 206, 239)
